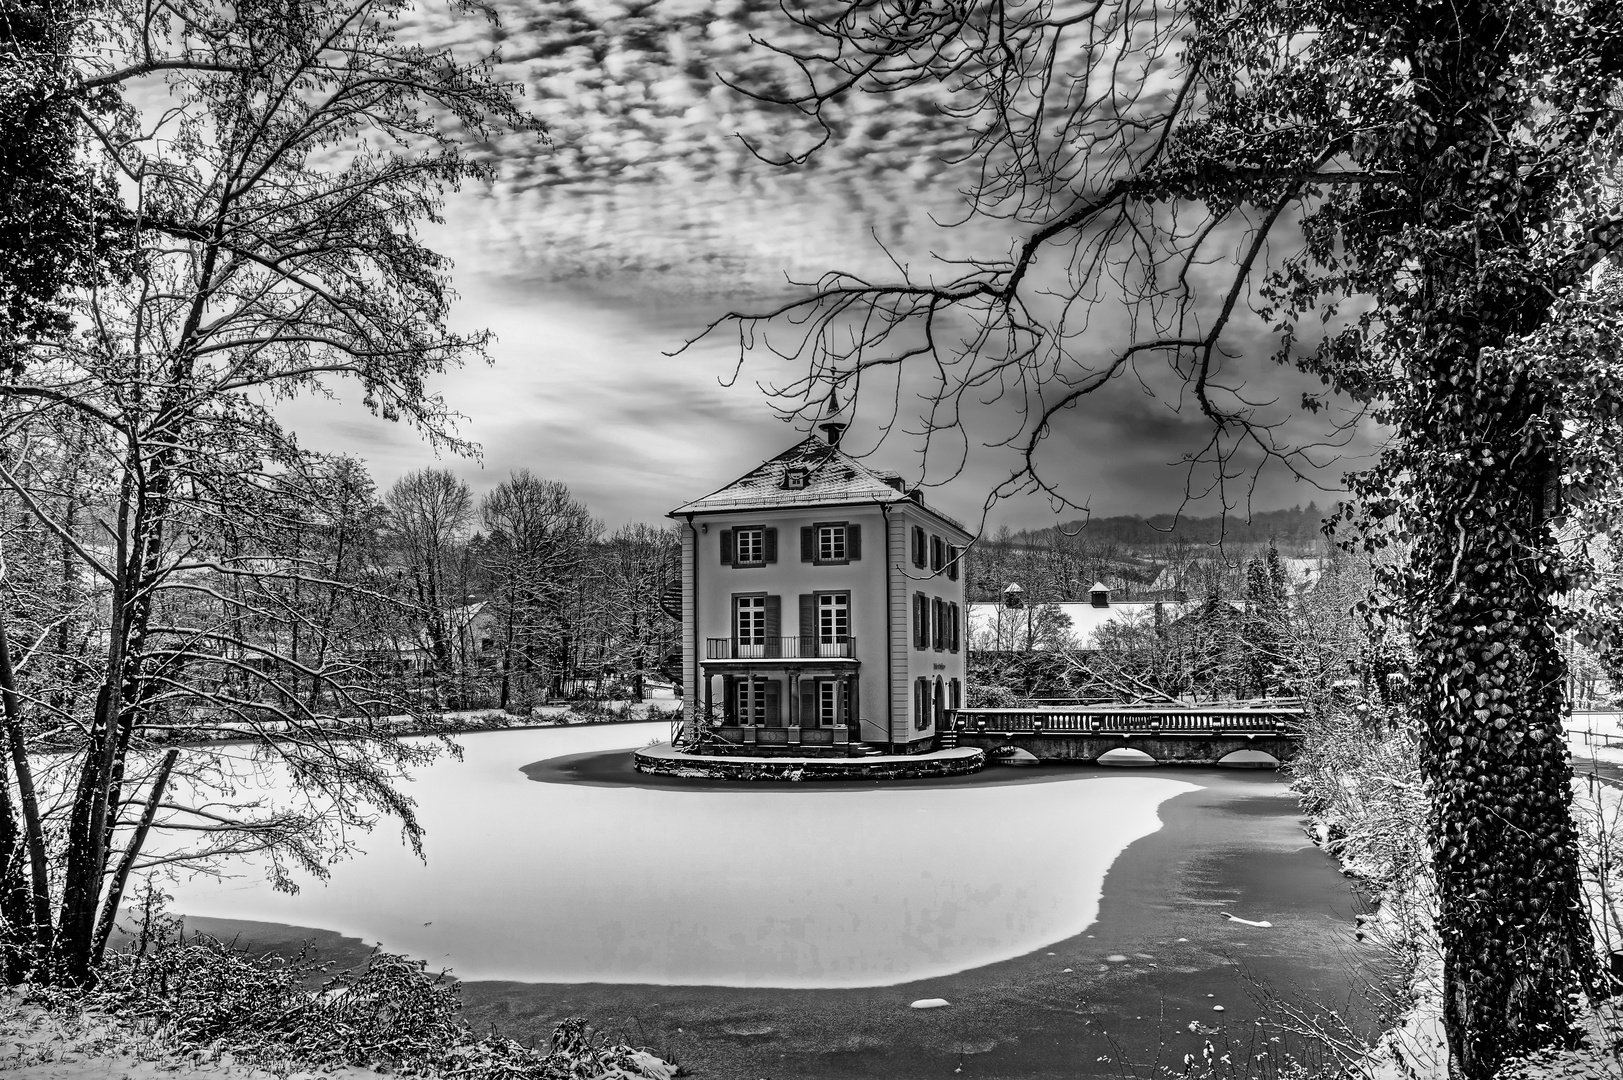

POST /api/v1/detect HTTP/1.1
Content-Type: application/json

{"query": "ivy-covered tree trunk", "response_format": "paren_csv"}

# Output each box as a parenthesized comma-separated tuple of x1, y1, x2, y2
(1407, 354, 1592, 1075)
(1394, 4, 1596, 1071)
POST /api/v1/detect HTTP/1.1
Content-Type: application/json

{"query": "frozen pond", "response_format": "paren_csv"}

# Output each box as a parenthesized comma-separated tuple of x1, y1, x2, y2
(163, 722, 1198, 988)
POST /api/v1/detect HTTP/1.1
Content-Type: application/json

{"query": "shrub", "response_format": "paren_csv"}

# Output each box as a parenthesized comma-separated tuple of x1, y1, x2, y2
(70, 931, 675, 1079)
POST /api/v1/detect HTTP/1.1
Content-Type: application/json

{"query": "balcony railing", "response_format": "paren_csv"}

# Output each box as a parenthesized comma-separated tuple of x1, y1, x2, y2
(706, 636, 855, 660)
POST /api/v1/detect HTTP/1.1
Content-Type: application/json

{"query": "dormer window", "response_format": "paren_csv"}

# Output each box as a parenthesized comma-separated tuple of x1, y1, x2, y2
(783, 468, 808, 490)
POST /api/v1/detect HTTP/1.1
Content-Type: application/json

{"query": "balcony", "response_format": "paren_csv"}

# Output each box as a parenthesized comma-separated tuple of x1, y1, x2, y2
(705, 636, 856, 660)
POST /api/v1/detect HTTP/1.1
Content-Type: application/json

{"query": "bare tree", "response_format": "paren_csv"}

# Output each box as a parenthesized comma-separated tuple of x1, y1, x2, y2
(385, 469, 474, 686)
(590, 523, 680, 703)
(692, 0, 1623, 1071)
(0, 0, 533, 985)
(478, 473, 599, 710)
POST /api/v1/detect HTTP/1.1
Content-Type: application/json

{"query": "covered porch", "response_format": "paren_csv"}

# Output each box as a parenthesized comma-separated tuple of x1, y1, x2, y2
(698, 658, 863, 755)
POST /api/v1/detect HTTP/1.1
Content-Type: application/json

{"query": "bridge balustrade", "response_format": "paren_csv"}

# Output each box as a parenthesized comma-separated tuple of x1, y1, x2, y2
(949, 706, 1302, 736)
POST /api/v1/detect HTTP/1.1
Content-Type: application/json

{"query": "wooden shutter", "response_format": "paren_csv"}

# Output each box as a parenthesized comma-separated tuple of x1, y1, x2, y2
(912, 526, 925, 567)
(722, 675, 735, 722)
(847, 523, 861, 560)
(947, 544, 959, 580)
(950, 603, 960, 652)
(801, 526, 815, 562)
(932, 598, 943, 650)
(764, 680, 781, 727)
(719, 529, 734, 565)
(847, 676, 859, 728)
(764, 527, 778, 563)
(913, 593, 925, 648)
(764, 595, 781, 655)
(800, 679, 817, 727)
(800, 593, 816, 645)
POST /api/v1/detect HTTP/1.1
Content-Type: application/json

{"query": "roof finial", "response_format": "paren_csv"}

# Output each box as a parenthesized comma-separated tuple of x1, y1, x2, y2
(818, 383, 848, 448)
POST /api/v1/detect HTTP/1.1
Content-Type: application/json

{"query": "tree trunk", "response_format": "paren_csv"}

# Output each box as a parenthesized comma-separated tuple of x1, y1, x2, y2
(1409, 353, 1593, 1077)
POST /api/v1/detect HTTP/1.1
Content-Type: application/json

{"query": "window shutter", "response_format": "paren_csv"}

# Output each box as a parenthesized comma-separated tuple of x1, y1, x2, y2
(800, 679, 817, 726)
(847, 523, 861, 561)
(913, 593, 925, 648)
(765, 680, 781, 726)
(930, 536, 943, 572)
(764, 527, 778, 563)
(801, 526, 815, 562)
(951, 603, 960, 652)
(722, 675, 735, 722)
(800, 594, 816, 644)
(912, 526, 925, 567)
(947, 544, 959, 580)
(933, 598, 944, 650)
(720, 529, 734, 566)
(765, 595, 781, 654)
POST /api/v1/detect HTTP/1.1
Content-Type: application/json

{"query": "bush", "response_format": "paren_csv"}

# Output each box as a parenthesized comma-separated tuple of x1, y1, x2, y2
(69, 931, 675, 1080)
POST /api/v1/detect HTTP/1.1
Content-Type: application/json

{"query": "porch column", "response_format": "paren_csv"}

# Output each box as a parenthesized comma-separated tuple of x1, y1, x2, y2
(703, 670, 713, 721)
(788, 671, 799, 727)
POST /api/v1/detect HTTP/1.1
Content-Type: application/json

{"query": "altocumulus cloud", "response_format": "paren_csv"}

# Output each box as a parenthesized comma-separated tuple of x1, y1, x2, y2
(284, 0, 1378, 530)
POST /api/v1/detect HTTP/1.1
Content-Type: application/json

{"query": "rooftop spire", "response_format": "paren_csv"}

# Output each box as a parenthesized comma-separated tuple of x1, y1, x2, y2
(818, 384, 848, 448)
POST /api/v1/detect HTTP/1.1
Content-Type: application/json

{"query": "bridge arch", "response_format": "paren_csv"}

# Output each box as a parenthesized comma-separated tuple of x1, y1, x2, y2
(1096, 747, 1158, 766)
(1217, 749, 1281, 768)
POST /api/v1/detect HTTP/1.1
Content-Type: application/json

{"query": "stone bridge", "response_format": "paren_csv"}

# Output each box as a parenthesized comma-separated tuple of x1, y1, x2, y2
(944, 705, 1304, 766)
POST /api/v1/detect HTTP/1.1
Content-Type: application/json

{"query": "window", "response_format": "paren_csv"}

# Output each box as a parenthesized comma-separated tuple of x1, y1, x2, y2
(722, 525, 776, 567)
(911, 526, 926, 568)
(930, 535, 945, 572)
(913, 593, 928, 649)
(783, 467, 808, 490)
(800, 677, 847, 728)
(817, 524, 846, 562)
(818, 593, 849, 654)
(736, 527, 764, 565)
(818, 680, 841, 728)
(735, 594, 766, 657)
(802, 522, 860, 563)
(731, 677, 780, 726)
(914, 677, 933, 731)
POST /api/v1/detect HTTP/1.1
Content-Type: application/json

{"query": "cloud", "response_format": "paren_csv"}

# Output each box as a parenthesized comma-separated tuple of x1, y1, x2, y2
(305, 0, 1389, 535)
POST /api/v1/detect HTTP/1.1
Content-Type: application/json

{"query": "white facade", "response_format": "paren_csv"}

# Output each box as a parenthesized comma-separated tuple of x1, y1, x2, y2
(669, 437, 971, 753)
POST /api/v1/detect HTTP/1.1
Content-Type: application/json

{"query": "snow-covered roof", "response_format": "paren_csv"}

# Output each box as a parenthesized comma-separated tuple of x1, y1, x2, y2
(668, 436, 966, 533)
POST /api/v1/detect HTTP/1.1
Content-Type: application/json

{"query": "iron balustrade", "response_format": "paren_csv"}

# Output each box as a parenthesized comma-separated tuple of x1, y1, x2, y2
(950, 705, 1303, 736)
(706, 637, 856, 659)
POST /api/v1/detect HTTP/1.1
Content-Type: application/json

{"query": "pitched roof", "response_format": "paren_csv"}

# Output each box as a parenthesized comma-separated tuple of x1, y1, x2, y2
(668, 436, 966, 531)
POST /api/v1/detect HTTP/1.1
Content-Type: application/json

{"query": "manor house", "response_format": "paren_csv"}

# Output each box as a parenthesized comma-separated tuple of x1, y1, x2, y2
(668, 424, 971, 755)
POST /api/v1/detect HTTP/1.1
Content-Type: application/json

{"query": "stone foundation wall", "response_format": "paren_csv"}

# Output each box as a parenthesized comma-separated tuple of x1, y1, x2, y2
(634, 746, 985, 781)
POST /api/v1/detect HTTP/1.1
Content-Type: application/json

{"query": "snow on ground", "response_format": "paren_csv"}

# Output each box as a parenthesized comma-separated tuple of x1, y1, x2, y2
(0, 992, 389, 1080)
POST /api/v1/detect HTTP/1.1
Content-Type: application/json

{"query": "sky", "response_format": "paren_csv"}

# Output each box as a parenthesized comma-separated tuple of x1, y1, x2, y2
(282, 0, 1383, 535)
